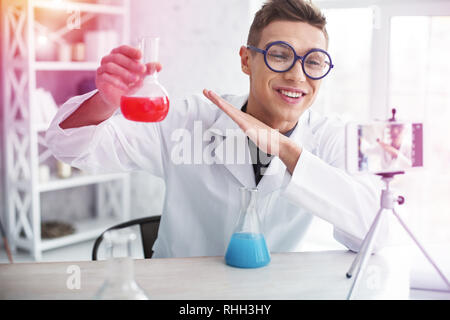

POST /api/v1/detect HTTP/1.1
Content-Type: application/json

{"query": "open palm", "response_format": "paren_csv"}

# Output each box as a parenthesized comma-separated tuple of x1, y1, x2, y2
(203, 89, 282, 157)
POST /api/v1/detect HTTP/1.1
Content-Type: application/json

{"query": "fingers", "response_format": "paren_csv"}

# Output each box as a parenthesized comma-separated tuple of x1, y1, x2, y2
(203, 89, 233, 114)
(111, 45, 142, 60)
(145, 62, 163, 75)
(99, 44, 165, 85)
(96, 45, 165, 99)
(98, 72, 129, 91)
(203, 89, 283, 156)
(102, 53, 146, 74)
(98, 62, 140, 85)
(203, 89, 249, 130)
(108, 46, 163, 75)
(206, 89, 248, 127)
(99, 52, 145, 90)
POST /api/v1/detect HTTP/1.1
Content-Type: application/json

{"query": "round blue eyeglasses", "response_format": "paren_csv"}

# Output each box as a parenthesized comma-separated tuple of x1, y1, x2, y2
(247, 41, 334, 80)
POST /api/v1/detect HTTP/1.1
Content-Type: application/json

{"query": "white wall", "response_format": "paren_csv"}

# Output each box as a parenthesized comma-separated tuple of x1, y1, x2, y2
(130, 0, 251, 98)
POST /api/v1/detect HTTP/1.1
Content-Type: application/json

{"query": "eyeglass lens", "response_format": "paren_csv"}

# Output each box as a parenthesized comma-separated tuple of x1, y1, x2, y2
(266, 43, 331, 78)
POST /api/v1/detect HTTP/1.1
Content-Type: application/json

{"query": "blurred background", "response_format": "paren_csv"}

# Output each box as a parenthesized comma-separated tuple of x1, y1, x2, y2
(0, 0, 449, 262)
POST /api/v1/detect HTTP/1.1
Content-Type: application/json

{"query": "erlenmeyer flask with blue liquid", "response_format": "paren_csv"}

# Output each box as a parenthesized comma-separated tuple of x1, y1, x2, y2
(225, 187, 270, 268)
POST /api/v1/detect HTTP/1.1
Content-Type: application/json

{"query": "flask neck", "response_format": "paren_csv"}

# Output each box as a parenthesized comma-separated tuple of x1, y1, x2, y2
(103, 230, 136, 283)
(240, 187, 258, 213)
(140, 37, 160, 83)
(235, 187, 262, 234)
(144, 71, 158, 83)
(140, 37, 159, 63)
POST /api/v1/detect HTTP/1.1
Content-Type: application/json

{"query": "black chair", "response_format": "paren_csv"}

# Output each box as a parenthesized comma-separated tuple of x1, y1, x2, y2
(92, 216, 161, 260)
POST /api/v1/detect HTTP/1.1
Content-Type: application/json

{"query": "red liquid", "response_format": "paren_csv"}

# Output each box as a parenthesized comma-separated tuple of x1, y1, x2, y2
(120, 96, 169, 122)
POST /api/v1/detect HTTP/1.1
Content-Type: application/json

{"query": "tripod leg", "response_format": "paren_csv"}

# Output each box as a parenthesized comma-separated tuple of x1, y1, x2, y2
(347, 207, 384, 278)
(392, 209, 450, 290)
(347, 211, 384, 300)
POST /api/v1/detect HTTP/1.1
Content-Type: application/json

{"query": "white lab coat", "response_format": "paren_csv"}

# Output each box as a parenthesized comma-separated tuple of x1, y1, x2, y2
(45, 90, 388, 258)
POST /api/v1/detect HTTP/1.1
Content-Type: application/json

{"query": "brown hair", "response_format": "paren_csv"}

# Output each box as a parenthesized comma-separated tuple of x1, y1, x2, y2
(247, 0, 328, 48)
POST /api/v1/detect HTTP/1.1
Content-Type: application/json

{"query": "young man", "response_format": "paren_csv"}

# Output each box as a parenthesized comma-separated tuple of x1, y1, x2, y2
(46, 0, 386, 258)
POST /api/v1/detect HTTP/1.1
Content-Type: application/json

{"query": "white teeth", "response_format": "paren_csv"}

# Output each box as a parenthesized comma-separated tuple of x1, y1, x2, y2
(280, 89, 301, 98)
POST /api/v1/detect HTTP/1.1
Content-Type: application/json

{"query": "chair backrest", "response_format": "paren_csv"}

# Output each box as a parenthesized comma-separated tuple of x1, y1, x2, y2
(92, 216, 161, 261)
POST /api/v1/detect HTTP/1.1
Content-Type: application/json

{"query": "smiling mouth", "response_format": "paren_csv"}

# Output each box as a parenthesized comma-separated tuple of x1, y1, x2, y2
(274, 87, 306, 104)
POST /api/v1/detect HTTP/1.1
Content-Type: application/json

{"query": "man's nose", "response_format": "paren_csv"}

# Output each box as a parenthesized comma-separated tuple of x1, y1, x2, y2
(284, 58, 306, 82)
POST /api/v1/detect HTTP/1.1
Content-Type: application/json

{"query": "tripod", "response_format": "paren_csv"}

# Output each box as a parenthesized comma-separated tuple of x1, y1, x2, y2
(346, 171, 450, 299)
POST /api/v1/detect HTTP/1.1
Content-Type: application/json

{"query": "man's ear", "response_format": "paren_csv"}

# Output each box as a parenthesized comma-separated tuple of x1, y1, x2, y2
(239, 45, 251, 75)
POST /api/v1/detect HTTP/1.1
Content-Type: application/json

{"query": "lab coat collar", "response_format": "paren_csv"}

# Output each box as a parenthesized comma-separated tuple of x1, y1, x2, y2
(205, 94, 315, 194)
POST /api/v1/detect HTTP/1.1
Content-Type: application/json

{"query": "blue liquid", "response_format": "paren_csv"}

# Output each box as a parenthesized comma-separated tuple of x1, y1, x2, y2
(225, 232, 270, 268)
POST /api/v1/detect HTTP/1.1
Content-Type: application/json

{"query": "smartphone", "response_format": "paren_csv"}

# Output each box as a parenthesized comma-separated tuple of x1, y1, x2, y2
(346, 121, 423, 174)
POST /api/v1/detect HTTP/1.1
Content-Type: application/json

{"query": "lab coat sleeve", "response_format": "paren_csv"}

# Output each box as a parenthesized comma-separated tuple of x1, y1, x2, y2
(45, 90, 165, 177)
(281, 120, 389, 253)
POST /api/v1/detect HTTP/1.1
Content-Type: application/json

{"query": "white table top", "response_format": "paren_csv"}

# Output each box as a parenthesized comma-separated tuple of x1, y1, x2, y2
(0, 249, 417, 300)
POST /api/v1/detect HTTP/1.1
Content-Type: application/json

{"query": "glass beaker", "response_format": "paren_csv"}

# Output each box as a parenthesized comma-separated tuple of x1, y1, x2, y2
(94, 229, 149, 300)
(225, 187, 271, 268)
(120, 36, 169, 122)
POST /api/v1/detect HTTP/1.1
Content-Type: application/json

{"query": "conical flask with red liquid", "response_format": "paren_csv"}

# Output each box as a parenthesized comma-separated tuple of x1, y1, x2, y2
(225, 187, 271, 268)
(120, 37, 169, 122)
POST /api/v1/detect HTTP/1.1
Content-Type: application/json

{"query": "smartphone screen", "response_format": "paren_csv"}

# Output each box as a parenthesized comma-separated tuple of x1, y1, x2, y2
(356, 122, 423, 173)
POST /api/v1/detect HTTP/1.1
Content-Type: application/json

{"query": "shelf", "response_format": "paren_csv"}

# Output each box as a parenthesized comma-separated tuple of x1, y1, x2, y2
(32, 0, 125, 15)
(35, 61, 98, 71)
(3, 0, 130, 260)
(39, 172, 128, 192)
(40, 215, 123, 251)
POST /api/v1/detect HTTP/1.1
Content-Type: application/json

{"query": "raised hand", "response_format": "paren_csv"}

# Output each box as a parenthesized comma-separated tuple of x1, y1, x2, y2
(60, 45, 162, 129)
(203, 89, 302, 174)
(96, 45, 162, 109)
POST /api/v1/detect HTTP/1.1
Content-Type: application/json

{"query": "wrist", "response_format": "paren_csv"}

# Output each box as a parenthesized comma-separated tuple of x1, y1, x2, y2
(60, 91, 116, 129)
(279, 136, 302, 175)
(94, 91, 118, 119)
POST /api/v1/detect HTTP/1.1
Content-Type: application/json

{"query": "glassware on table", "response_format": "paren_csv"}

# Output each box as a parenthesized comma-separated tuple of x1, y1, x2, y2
(94, 229, 149, 300)
(225, 187, 271, 268)
(120, 36, 169, 122)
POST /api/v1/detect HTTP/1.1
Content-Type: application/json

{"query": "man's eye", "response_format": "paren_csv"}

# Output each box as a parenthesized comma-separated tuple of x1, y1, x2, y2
(305, 59, 326, 69)
(268, 53, 289, 60)
(306, 59, 321, 66)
